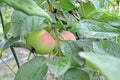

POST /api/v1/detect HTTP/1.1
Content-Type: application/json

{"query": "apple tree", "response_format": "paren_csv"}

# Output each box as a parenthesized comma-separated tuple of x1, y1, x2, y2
(0, 0, 120, 80)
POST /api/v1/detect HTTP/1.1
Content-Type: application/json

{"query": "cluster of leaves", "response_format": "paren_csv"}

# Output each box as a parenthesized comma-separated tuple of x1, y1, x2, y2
(0, 0, 120, 80)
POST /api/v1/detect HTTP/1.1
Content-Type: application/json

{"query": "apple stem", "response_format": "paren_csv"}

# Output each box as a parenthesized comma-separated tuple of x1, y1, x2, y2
(52, 51, 58, 58)
(54, 27, 61, 57)
(48, 53, 52, 58)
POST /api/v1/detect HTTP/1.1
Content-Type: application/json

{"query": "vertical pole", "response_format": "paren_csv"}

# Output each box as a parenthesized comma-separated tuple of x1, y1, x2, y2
(0, 7, 5, 38)
(0, 7, 20, 68)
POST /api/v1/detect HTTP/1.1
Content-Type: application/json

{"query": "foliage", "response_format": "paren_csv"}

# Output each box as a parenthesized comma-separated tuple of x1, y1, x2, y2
(0, 0, 120, 80)
(79, 52, 120, 80)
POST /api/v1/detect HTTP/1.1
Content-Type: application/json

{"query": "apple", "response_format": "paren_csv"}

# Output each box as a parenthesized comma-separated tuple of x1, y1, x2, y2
(54, 31, 76, 53)
(25, 29, 55, 55)
(61, 31, 76, 41)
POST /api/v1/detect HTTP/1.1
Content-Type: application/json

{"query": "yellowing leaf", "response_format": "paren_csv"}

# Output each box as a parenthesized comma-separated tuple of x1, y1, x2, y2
(0, 49, 6, 55)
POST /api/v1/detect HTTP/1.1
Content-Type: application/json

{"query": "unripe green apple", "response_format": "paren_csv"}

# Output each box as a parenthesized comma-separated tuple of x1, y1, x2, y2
(61, 31, 76, 41)
(25, 29, 55, 55)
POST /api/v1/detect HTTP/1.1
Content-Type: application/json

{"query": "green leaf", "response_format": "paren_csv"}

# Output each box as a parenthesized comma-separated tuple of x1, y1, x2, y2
(63, 68, 90, 80)
(56, 11, 77, 26)
(80, 1, 96, 18)
(89, 0, 101, 9)
(0, 0, 3, 5)
(4, 22, 10, 36)
(76, 39, 97, 51)
(107, 19, 120, 29)
(75, 20, 120, 39)
(34, 0, 45, 6)
(97, 12, 118, 22)
(46, 57, 70, 77)
(0, 54, 2, 58)
(14, 56, 48, 80)
(0, 36, 20, 50)
(52, 0, 76, 11)
(3, 0, 52, 22)
(55, 21, 64, 31)
(0, 78, 13, 80)
(79, 52, 120, 80)
(60, 0, 76, 11)
(7, 10, 27, 37)
(96, 13, 120, 29)
(93, 40, 120, 58)
(60, 41, 84, 67)
(8, 11, 47, 37)
(82, 67, 99, 80)
(52, 1, 61, 11)
(60, 41, 80, 57)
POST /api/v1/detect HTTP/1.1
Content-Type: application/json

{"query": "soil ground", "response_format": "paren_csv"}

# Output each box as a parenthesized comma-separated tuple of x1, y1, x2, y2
(0, 48, 29, 80)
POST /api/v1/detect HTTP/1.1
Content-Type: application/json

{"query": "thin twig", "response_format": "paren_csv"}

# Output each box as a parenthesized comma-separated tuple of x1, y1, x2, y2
(54, 27, 61, 57)
(27, 51, 32, 61)
(1, 58, 16, 75)
(96, 70, 101, 80)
